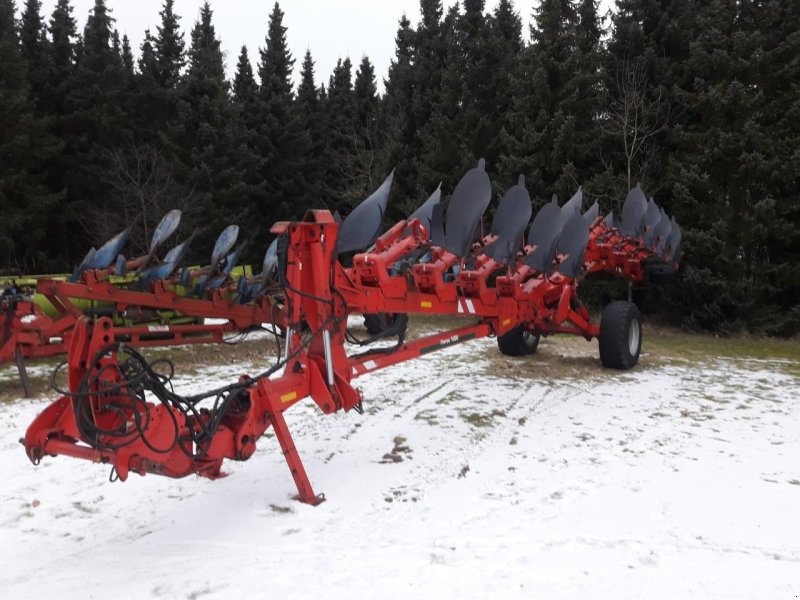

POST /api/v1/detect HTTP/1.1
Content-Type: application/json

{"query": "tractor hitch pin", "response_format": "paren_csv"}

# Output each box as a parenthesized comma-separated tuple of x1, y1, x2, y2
(322, 329, 335, 386)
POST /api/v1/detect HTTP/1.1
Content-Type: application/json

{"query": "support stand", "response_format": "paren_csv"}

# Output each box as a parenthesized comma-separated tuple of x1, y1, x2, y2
(15, 348, 32, 398)
(268, 401, 325, 506)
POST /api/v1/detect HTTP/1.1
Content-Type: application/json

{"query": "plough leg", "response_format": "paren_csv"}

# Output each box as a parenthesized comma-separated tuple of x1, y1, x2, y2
(268, 402, 325, 506)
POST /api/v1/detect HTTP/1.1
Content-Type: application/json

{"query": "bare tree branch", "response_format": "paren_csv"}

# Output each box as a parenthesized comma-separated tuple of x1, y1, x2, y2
(77, 143, 200, 256)
(601, 59, 671, 191)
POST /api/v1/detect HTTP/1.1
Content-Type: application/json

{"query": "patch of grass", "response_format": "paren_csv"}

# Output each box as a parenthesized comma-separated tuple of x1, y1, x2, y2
(460, 409, 505, 428)
(644, 326, 800, 364)
(436, 390, 463, 405)
(414, 409, 439, 426)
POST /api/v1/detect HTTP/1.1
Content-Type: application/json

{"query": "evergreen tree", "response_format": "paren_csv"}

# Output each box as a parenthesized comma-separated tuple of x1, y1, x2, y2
(48, 0, 77, 76)
(0, 0, 60, 271)
(568, 0, 604, 191)
(230, 44, 269, 258)
(294, 49, 324, 205)
(412, 0, 446, 131)
(130, 30, 164, 142)
(323, 57, 360, 206)
(335, 54, 382, 202)
(354, 55, 377, 126)
(232, 44, 257, 102)
(256, 2, 309, 222)
(39, 0, 78, 264)
(296, 49, 319, 110)
(131, 1, 185, 143)
(754, 0, 800, 335)
(154, 0, 185, 88)
(380, 13, 417, 215)
(668, 0, 799, 335)
(61, 0, 131, 253)
(138, 29, 157, 77)
(19, 0, 49, 104)
(500, 0, 592, 200)
(120, 33, 133, 75)
(168, 1, 241, 255)
(421, 1, 524, 194)
(259, 2, 293, 100)
(418, 2, 484, 191)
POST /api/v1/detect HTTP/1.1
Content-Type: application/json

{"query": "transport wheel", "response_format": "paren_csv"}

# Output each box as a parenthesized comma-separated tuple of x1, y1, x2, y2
(598, 301, 642, 369)
(645, 262, 678, 286)
(497, 325, 540, 356)
(363, 313, 407, 337)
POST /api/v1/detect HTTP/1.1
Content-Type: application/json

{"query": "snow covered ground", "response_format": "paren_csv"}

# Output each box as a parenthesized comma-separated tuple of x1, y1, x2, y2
(0, 333, 798, 599)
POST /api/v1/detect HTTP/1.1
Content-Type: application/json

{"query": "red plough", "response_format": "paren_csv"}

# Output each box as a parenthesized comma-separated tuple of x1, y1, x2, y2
(23, 161, 681, 504)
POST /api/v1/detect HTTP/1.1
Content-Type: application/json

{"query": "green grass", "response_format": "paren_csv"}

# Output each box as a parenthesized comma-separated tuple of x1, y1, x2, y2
(460, 409, 506, 428)
(643, 326, 800, 363)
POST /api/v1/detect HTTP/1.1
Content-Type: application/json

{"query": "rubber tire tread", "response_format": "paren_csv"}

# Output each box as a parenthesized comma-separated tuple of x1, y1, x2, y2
(598, 301, 641, 370)
(497, 325, 540, 356)
(363, 313, 407, 337)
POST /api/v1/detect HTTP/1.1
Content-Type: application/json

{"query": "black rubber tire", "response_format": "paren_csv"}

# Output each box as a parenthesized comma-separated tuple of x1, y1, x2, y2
(363, 313, 407, 337)
(598, 301, 642, 370)
(497, 325, 540, 356)
(645, 263, 678, 286)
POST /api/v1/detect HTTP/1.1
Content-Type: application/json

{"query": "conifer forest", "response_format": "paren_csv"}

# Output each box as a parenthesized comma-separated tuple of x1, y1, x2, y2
(0, 0, 798, 336)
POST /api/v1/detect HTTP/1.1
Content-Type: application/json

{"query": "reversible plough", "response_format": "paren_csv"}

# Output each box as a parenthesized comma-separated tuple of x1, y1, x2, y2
(22, 161, 681, 504)
(1, 210, 286, 394)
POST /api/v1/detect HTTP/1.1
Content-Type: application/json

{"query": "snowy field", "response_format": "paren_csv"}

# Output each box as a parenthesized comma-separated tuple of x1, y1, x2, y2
(0, 332, 798, 599)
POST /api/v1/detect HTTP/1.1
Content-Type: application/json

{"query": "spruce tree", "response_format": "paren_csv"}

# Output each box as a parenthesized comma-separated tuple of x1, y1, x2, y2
(323, 56, 359, 207)
(230, 44, 269, 258)
(120, 33, 133, 75)
(233, 44, 257, 102)
(39, 0, 78, 265)
(294, 49, 324, 206)
(668, 0, 799, 335)
(256, 2, 309, 221)
(0, 0, 60, 271)
(154, 0, 185, 88)
(333, 55, 382, 202)
(19, 0, 49, 105)
(61, 0, 131, 254)
(354, 55, 378, 127)
(569, 0, 604, 192)
(413, 0, 446, 131)
(419, 2, 486, 191)
(168, 1, 241, 255)
(131, 1, 185, 144)
(48, 0, 77, 75)
(138, 29, 157, 76)
(380, 14, 417, 215)
(131, 30, 165, 143)
(500, 0, 590, 200)
(754, 0, 800, 335)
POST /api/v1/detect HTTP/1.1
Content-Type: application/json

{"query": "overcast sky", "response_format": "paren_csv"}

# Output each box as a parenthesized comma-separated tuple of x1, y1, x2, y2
(30, 1, 611, 91)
